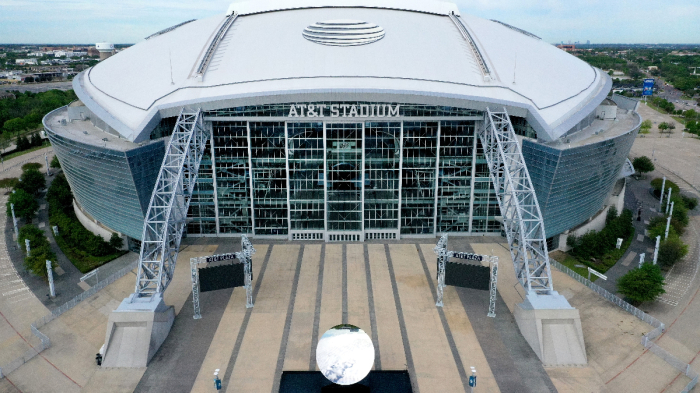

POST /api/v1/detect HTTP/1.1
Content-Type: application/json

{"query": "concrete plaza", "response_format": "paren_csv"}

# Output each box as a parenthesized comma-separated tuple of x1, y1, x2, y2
(1, 235, 686, 393)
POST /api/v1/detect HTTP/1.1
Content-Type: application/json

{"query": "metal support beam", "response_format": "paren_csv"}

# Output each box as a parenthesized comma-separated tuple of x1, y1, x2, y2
(434, 234, 448, 307)
(477, 108, 553, 294)
(487, 256, 498, 317)
(134, 108, 211, 298)
(241, 235, 255, 308)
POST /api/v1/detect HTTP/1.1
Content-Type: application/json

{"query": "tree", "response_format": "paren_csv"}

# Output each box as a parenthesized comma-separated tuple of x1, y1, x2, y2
(109, 233, 123, 250)
(617, 263, 666, 306)
(21, 162, 41, 171)
(0, 177, 19, 191)
(632, 156, 655, 175)
(18, 225, 56, 277)
(3, 118, 26, 135)
(657, 237, 688, 268)
(17, 168, 45, 196)
(15, 134, 30, 151)
(50, 155, 60, 169)
(658, 122, 669, 133)
(0, 133, 10, 154)
(6, 188, 39, 222)
(640, 119, 653, 133)
(30, 132, 42, 147)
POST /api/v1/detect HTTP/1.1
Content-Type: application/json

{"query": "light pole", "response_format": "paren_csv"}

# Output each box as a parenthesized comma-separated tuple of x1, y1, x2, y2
(45, 153, 51, 176)
(665, 202, 674, 239)
(639, 253, 645, 268)
(46, 260, 55, 298)
(653, 236, 661, 265)
(10, 203, 19, 242)
(659, 177, 666, 211)
(666, 187, 672, 214)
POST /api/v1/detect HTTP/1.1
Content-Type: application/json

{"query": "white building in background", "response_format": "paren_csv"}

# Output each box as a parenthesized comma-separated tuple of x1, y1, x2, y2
(15, 58, 38, 65)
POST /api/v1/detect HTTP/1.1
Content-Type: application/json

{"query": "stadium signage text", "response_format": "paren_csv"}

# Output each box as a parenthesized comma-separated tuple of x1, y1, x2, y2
(288, 104, 400, 118)
(204, 253, 238, 263)
(451, 252, 483, 262)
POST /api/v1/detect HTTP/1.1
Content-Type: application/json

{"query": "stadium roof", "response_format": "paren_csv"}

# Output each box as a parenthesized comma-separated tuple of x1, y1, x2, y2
(74, 0, 611, 143)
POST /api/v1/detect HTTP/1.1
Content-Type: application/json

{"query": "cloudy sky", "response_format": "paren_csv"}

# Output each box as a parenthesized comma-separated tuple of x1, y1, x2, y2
(0, 0, 698, 44)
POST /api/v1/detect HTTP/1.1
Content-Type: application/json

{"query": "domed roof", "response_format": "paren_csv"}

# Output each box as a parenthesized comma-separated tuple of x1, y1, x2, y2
(74, 0, 610, 142)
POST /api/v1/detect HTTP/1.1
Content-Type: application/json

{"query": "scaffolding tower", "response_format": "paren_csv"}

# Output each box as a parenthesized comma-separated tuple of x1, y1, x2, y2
(134, 108, 211, 298)
(477, 108, 553, 294)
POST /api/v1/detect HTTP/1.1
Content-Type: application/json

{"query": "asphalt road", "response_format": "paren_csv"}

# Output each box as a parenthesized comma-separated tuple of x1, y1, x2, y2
(2, 81, 73, 93)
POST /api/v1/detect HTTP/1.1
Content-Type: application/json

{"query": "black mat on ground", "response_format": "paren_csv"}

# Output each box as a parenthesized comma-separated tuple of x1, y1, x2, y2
(279, 371, 412, 393)
(199, 263, 245, 292)
(444, 261, 490, 290)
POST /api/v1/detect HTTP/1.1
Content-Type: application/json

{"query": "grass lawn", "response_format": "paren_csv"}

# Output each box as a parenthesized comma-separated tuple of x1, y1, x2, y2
(54, 235, 128, 273)
(2, 142, 51, 161)
(551, 251, 601, 282)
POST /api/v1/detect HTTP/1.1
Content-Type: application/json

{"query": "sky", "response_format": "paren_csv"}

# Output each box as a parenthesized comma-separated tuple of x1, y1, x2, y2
(0, 0, 698, 45)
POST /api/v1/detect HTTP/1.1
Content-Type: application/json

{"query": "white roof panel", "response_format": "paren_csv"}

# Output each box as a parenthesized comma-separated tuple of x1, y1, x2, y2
(77, 0, 609, 143)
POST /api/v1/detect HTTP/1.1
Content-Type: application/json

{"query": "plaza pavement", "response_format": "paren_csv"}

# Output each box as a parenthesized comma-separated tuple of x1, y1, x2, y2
(0, 234, 694, 392)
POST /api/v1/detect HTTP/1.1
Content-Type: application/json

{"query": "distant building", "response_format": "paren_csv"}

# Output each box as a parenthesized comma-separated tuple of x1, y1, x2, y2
(88, 47, 100, 57)
(15, 58, 38, 65)
(586, 40, 590, 45)
(648, 66, 659, 71)
(556, 44, 576, 52)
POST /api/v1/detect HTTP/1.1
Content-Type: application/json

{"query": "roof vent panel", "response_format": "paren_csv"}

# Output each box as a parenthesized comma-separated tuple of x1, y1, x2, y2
(303, 20, 385, 46)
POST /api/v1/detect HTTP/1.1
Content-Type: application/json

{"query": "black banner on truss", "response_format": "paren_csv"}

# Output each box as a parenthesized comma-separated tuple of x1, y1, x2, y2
(442, 261, 490, 291)
(199, 262, 248, 292)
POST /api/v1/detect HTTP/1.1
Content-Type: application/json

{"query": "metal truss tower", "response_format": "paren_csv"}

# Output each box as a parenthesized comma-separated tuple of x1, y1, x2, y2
(477, 108, 553, 294)
(134, 109, 211, 298)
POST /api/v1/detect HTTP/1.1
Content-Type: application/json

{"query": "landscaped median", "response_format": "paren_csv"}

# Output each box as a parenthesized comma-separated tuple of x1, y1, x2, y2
(552, 207, 635, 282)
(46, 173, 127, 273)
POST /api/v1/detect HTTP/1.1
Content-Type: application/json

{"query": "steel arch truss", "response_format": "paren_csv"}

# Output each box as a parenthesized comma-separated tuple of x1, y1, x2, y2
(477, 108, 553, 294)
(135, 109, 211, 298)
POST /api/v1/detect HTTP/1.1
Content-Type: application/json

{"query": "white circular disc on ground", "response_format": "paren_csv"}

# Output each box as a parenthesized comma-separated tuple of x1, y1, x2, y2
(316, 324, 374, 385)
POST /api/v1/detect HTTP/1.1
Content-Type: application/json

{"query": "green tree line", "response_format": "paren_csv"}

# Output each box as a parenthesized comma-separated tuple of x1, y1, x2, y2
(1, 90, 76, 136)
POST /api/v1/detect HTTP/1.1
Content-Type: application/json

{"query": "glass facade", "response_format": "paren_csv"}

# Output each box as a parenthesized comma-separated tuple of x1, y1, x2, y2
(46, 128, 164, 239)
(523, 126, 639, 237)
(52, 101, 638, 243)
(184, 104, 501, 239)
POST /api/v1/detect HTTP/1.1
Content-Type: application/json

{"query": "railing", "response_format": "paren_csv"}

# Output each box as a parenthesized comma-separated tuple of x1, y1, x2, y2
(195, 13, 237, 78)
(0, 259, 138, 379)
(551, 259, 698, 392)
(145, 19, 196, 40)
(448, 12, 492, 81)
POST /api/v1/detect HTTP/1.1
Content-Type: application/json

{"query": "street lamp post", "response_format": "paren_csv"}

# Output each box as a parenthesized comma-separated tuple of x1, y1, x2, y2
(46, 260, 55, 298)
(659, 177, 666, 211)
(653, 236, 661, 265)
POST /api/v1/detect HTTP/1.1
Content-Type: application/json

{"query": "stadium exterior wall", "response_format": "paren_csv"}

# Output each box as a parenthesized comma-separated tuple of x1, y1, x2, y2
(45, 114, 165, 239)
(523, 114, 640, 238)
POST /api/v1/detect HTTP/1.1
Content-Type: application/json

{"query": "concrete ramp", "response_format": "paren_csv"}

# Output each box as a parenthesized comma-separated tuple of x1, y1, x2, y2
(514, 292, 587, 366)
(541, 319, 587, 365)
(102, 295, 175, 368)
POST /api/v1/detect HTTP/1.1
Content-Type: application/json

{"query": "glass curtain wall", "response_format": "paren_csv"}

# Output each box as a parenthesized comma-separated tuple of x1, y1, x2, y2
(184, 113, 502, 238)
(471, 137, 501, 232)
(364, 122, 401, 230)
(214, 122, 252, 233)
(288, 122, 325, 231)
(187, 139, 217, 234)
(326, 123, 363, 232)
(437, 121, 474, 232)
(250, 122, 288, 235)
(401, 122, 438, 234)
